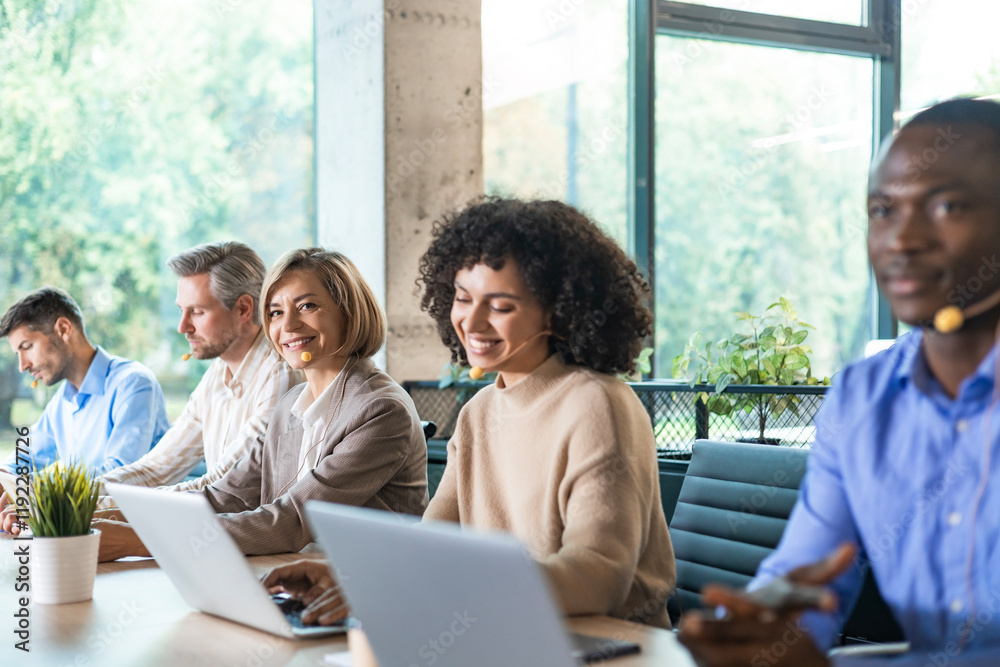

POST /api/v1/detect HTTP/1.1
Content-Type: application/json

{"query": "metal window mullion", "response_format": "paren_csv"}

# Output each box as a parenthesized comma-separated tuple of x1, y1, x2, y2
(656, 22, 889, 58)
(872, 0, 901, 339)
(628, 0, 656, 299)
(656, 1, 890, 56)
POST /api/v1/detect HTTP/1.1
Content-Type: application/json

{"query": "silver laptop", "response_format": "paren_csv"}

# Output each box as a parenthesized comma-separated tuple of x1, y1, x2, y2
(305, 501, 640, 666)
(106, 483, 346, 638)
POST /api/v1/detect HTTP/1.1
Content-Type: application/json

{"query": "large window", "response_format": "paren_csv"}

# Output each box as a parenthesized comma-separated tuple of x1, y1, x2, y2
(900, 0, 1000, 114)
(630, 2, 897, 377)
(482, 0, 630, 247)
(480, 1, 895, 378)
(0, 0, 314, 436)
(654, 39, 873, 377)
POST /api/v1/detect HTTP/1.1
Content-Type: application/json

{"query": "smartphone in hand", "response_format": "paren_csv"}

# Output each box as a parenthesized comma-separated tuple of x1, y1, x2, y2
(742, 577, 833, 614)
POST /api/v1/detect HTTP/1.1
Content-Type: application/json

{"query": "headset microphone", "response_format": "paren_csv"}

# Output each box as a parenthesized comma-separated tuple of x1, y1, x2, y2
(934, 287, 1000, 333)
(181, 353, 191, 361)
(468, 330, 552, 380)
(31, 380, 38, 389)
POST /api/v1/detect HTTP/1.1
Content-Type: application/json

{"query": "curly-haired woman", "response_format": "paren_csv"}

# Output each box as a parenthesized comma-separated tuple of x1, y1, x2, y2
(264, 198, 677, 630)
(417, 197, 676, 628)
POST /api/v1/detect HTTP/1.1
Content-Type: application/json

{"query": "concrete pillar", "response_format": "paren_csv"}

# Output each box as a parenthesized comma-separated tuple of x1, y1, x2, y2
(316, 0, 483, 382)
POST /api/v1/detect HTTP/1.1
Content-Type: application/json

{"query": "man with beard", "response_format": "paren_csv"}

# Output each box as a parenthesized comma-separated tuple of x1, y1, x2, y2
(678, 98, 1000, 664)
(96, 241, 301, 501)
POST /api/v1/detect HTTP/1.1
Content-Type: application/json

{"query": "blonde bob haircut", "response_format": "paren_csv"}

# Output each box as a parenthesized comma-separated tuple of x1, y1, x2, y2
(261, 248, 386, 358)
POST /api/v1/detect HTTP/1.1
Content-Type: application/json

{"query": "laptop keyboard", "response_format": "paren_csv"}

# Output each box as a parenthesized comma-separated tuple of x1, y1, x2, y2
(272, 594, 309, 628)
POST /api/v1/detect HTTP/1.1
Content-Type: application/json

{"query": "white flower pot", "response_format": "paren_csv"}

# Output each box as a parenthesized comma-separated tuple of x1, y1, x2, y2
(31, 529, 101, 604)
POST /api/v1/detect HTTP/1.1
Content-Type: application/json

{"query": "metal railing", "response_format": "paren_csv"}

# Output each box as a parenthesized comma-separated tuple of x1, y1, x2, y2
(402, 380, 827, 457)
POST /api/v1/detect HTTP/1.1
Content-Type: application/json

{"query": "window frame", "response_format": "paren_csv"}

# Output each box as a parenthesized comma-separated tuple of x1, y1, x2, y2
(628, 0, 902, 368)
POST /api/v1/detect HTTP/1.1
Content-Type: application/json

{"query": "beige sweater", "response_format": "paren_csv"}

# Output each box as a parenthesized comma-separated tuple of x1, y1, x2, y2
(425, 355, 676, 628)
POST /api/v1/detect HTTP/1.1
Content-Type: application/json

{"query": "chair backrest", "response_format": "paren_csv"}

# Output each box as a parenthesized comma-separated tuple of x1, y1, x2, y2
(667, 439, 808, 621)
(667, 439, 905, 645)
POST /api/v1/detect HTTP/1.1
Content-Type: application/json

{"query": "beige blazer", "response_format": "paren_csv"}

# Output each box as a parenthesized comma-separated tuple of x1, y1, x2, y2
(203, 356, 428, 555)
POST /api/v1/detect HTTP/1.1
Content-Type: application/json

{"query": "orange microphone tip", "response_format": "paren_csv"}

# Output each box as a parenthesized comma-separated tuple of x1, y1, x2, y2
(300, 351, 312, 362)
(181, 353, 192, 361)
(468, 366, 485, 380)
(933, 306, 964, 334)
(31, 380, 39, 389)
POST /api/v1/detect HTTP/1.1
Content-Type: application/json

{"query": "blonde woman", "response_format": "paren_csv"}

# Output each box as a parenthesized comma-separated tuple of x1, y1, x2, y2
(96, 248, 428, 560)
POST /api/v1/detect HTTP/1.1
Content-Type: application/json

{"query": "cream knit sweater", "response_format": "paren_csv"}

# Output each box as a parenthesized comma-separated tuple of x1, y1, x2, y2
(425, 355, 676, 628)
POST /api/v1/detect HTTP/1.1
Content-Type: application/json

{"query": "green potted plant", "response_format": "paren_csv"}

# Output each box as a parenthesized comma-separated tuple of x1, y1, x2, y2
(671, 298, 829, 445)
(28, 461, 102, 604)
(618, 346, 654, 382)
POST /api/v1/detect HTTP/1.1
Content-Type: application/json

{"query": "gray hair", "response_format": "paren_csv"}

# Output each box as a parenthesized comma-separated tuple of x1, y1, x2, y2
(167, 242, 266, 324)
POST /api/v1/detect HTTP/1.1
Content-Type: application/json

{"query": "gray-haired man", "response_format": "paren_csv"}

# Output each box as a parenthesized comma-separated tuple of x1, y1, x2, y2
(98, 242, 302, 499)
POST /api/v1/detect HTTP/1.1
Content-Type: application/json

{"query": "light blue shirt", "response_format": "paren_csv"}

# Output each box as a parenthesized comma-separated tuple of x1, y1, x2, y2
(3, 346, 169, 476)
(754, 330, 1000, 652)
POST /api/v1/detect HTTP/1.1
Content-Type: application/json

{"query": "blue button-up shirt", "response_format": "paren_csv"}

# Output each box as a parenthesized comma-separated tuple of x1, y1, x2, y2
(3, 346, 169, 476)
(755, 330, 1000, 651)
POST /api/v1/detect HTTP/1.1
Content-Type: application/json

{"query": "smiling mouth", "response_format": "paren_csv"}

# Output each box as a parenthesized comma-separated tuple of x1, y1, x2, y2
(284, 337, 315, 350)
(466, 338, 501, 354)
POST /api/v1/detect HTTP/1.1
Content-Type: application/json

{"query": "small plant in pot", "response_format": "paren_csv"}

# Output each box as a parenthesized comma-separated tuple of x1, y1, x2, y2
(28, 461, 102, 604)
(671, 298, 829, 445)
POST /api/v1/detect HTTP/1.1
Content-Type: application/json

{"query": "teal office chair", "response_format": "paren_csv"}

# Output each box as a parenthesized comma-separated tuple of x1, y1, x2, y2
(668, 439, 806, 620)
(667, 439, 904, 648)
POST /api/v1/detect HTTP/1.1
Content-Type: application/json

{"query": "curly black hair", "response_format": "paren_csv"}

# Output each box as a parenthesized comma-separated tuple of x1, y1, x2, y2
(417, 197, 653, 376)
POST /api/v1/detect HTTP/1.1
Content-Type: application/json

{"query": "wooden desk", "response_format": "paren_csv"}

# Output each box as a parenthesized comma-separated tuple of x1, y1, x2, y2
(1, 544, 697, 666)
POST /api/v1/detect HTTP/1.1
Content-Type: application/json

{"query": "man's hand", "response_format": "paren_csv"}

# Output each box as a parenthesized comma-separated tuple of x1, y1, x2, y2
(1, 504, 24, 535)
(262, 559, 348, 625)
(677, 543, 857, 667)
(93, 519, 150, 562)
